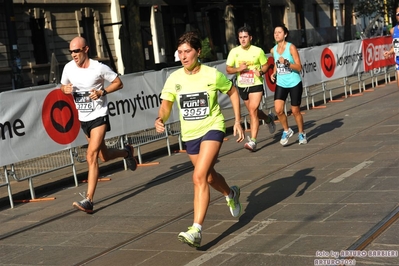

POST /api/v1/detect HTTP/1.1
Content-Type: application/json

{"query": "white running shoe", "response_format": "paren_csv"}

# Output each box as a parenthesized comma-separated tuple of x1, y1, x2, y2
(280, 128, 294, 146)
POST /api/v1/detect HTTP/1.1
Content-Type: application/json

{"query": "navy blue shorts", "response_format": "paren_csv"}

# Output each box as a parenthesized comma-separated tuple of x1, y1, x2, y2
(185, 130, 225, 155)
(80, 115, 110, 138)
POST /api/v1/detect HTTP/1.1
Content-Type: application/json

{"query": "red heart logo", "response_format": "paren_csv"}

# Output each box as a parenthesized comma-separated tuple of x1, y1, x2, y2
(53, 106, 72, 129)
(325, 56, 332, 70)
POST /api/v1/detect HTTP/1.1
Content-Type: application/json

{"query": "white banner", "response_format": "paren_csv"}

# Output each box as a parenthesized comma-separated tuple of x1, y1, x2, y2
(296, 40, 363, 87)
(0, 45, 371, 167)
(319, 40, 363, 82)
(299, 46, 324, 87)
(0, 61, 236, 167)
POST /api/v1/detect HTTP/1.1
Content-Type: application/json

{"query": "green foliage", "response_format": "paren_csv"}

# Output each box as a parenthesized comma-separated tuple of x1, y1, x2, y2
(354, 0, 383, 17)
(199, 38, 214, 62)
(354, 0, 396, 17)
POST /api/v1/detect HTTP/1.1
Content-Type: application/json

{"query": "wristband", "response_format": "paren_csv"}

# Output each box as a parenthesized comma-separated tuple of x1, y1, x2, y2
(259, 71, 264, 76)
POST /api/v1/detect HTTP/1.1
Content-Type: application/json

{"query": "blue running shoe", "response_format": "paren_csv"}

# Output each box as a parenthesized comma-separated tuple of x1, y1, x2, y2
(280, 128, 294, 146)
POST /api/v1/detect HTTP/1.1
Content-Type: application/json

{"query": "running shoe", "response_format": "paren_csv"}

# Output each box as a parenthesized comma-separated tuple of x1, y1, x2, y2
(266, 113, 276, 134)
(280, 128, 294, 146)
(244, 136, 257, 152)
(178, 226, 202, 248)
(298, 132, 307, 145)
(226, 186, 242, 217)
(124, 144, 138, 171)
(72, 192, 93, 213)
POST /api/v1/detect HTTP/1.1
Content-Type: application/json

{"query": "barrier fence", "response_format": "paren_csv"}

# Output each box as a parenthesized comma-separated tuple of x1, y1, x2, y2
(0, 37, 396, 208)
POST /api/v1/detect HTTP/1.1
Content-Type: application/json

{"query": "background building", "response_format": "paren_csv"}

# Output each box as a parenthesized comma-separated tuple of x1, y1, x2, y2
(0, 0, 360, 92)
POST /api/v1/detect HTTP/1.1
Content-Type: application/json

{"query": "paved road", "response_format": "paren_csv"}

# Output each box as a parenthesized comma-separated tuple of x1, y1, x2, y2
(0, 81, 398, 266)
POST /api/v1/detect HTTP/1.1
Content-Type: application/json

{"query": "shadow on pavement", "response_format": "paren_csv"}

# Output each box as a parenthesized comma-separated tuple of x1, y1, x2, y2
(199, 168, 316, 251)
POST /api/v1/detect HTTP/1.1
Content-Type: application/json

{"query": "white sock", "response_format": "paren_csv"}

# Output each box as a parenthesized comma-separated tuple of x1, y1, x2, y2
(192, 223, 202, 231)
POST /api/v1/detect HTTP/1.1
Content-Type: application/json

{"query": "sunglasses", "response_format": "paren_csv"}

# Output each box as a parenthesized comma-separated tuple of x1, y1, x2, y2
(396, 12, 399, 16)
(69, 47, 86, 54)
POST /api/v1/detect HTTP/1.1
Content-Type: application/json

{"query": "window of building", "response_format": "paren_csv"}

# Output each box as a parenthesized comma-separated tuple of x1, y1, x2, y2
(81, 16, 98, 58)
(294, 1, 304, 30)
(29, 11, 48, 64)
(76, 8, 102, 59)
(313, 4, 320, 28)
(330, 3, 344, 27)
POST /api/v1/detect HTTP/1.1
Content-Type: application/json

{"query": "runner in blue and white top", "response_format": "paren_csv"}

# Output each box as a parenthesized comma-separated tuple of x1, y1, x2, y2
(270, 25, 307, 146)
(383, 6, 399, 89)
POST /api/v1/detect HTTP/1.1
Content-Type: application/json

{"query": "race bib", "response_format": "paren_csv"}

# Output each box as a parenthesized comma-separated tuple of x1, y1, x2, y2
(179, 92, 210, 121)
(276, 62, 292, 75)
(393, 38, 399, 56)
(73, 91, 94, 112)
(239, 70, 255, 85)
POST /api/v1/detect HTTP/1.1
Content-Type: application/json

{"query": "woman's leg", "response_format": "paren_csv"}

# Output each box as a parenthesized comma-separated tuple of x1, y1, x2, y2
(188, 140, 223, 225)
(291, 105, 304, 133)
(274, 99, 288, 131)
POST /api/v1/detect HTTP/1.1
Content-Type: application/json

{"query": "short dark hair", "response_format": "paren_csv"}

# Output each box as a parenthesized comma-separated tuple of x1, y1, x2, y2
(237, 25, 252, 36)
(177, 31, 202, 51)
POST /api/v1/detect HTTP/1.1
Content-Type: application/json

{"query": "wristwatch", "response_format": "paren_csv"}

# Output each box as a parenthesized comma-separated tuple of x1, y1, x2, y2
(101, 88, 107, 96)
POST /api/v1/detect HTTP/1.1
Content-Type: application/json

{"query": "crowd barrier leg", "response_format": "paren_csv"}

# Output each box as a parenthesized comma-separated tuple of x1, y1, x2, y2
(70, 149, 78, 187)
(3, 166, 14, 208)
(135, 145, 143, 165)
(243, 116, 249, 131)
(304, 87, 310, 110)
(178, 134, 183, 151)
(165, 129, 172, 156)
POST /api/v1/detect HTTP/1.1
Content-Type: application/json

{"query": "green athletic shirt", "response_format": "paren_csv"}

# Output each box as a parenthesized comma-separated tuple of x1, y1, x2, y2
(161, 65, 232, 142)
(226, 45, 267, 88)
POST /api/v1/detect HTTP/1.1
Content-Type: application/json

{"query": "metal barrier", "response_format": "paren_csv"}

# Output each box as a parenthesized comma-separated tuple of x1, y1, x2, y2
(3, 149, 77, 207)
(305, 83, 326, 109)
(324, 77, 347, 102)
(72, 136, 124, 164)
(1, 166, 13, 208)
(305, 70, 381, 110)
(127, 128, 170, 165)
(166, 121, 184, 152)
(346, 73, 363, 95)
(386, 65, 397, 83)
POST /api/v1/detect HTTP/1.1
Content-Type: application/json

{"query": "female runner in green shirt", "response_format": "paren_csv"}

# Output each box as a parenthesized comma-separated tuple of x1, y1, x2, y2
(155, 31, 245, 248)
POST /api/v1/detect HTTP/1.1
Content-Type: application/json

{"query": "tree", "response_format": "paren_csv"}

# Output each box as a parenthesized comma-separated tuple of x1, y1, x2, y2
(126, 0, 145, 73)
(260, 0, 274, 51)
(354, 0, 396, 37)
(344, 0, 354, 41)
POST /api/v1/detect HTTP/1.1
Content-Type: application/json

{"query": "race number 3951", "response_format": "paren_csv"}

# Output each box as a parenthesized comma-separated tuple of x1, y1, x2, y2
(180, 92, 210, 121)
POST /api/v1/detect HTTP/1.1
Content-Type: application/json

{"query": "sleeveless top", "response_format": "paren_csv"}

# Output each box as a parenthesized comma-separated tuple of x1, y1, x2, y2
(272, 42, 301, 88)
(392, 26, 399, 64)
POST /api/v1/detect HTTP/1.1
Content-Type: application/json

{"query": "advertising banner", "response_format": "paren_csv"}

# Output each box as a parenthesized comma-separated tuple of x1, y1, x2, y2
(362, 36, 394, 71)
(0, 39, 394, 167)
(0, 61, 235, 166)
